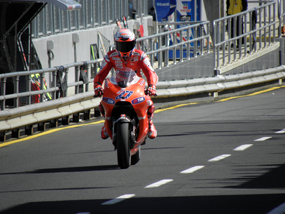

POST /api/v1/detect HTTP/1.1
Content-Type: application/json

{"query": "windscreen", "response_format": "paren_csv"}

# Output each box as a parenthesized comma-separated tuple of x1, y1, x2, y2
(115, 68, 137, 88)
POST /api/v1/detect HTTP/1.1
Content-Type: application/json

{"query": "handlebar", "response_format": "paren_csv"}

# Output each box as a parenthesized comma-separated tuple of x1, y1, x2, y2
(144, 89, 157, 96)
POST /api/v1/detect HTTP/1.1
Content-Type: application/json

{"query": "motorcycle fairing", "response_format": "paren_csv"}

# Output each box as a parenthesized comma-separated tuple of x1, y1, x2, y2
(102, 80, 148, 145)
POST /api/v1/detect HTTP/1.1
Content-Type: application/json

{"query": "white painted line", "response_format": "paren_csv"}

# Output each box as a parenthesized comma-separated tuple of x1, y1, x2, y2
(76, 213, 90, 214)
(180, 165, 205, 174)
(102, 194, 135, 205)
(275, 128, 285, 134)
(208, 154, 231, 162)
(267, 202, 285, 214)
(145, 179, 173, 188)
(234, 144, 253, 151)
(254, 137, 272, 141)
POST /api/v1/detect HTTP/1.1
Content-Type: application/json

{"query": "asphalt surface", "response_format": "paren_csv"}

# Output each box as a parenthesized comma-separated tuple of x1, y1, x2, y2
(0, 86, 285, 214)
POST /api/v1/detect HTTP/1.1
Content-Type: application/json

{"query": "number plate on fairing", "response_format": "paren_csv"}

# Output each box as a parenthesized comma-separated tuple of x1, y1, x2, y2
(115, 91, 133, 100)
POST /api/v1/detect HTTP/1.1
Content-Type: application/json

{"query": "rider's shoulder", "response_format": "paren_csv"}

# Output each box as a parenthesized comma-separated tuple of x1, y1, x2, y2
(132, 49, 147, 60)
(133, 49, 144, 55)
(107, 49, 119, 57)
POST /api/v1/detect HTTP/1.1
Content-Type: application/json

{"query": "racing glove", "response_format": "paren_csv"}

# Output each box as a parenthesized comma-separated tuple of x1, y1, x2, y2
(94, 82, 104, 97)
(147, 84, 156, 96)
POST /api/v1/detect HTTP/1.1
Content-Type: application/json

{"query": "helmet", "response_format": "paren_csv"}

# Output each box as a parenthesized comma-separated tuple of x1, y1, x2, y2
(114, 29, 136, 60)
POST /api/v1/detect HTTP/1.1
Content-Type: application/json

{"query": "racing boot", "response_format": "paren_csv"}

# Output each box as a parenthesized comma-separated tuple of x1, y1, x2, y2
(101, 125, 109, 139)
(147, 104, 157, 139)
(99, 102, 109, 139)
(148, 119, 157, 139)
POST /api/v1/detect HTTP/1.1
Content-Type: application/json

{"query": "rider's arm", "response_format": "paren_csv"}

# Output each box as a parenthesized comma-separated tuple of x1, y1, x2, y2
(139, 53, 158, 86)
(94, 54, 114, 85)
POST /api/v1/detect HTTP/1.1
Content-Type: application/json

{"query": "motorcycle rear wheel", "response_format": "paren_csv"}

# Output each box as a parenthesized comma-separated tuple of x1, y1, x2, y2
(117, 122, 131, 169)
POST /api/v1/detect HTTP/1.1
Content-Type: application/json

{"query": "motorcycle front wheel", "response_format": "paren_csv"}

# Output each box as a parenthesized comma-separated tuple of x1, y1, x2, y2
(117, 122, 131, 169)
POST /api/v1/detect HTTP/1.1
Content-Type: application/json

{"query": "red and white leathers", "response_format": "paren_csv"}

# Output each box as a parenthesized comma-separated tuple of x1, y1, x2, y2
(94, 49, 158, 140)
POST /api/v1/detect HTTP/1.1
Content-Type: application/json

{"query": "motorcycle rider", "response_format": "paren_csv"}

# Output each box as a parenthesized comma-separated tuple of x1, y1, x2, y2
(94, 28, 158, 140)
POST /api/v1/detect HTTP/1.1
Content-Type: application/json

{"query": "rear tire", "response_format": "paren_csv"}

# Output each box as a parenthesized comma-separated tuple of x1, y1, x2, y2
(131, 145, 140, 165)
(117, 122, 130, 169)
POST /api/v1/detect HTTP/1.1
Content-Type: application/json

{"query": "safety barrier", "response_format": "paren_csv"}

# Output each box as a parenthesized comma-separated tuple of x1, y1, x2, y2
(0, 66, 284, 141)
(0, 59, 103, 110)
(0, 91, 100, 141)
(156, 66, 285, 97)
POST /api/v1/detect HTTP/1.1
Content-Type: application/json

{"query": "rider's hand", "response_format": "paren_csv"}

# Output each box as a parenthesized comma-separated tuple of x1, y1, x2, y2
(94, 82, 104, 97)
(147, 85, 156, 96)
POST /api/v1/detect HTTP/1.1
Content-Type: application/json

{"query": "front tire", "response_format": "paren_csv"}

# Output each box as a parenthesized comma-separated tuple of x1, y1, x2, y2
(117, 122, 130, 169)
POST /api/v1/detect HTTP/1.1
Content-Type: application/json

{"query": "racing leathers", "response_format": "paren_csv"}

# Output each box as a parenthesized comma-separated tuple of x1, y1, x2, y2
(94, 49, 158, 139)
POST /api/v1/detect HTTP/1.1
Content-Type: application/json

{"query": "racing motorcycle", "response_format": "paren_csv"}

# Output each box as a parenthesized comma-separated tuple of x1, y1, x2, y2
(100, 68, 151, 169)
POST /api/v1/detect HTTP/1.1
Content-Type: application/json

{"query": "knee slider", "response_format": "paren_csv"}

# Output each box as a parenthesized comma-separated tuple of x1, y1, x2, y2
(147, 105, 155, 118)
(148, 105, 155, 114)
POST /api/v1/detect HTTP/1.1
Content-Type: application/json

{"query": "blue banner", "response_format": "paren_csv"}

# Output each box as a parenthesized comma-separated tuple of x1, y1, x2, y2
(155, 0, 177, 22)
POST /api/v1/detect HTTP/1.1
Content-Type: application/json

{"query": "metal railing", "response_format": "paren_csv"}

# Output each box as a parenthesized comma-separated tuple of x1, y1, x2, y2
(0, 59, 102, 111)
(0, 22, 210, 110)
(279, 0, 285, 34)
(32, 0, 148, 38)
(213, 1, 279, 71)
(137, 21, 211, 69)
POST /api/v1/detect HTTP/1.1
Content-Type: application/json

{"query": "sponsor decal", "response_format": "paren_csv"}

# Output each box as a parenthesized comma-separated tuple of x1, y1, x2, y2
(100, 60, 107, 70)
(140, 53, 147, 60)
(103, 97, 115, 105)
(116, 90, 133, 100)
(132, 97, 145, 105)
(180, 1, 191, 12)
(104, 55, 110, 62)
(131, 57, 139, 62)
(117, 71, 134, 77)
(143, 58, 154, 71)
(115, 61, 123, 68)
(110, 52, 119, 57)
(112, 57, 121, 61)
(133, 52, 140, 56)
(157, 2, 169, 6)
(138, 79, 145, 87)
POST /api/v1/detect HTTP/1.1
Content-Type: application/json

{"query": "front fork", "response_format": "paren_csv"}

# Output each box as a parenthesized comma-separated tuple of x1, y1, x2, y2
(112, 115, 136, 150)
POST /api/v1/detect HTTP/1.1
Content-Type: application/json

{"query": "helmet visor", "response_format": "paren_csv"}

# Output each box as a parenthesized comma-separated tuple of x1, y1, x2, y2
(115, 41, 136, 53)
